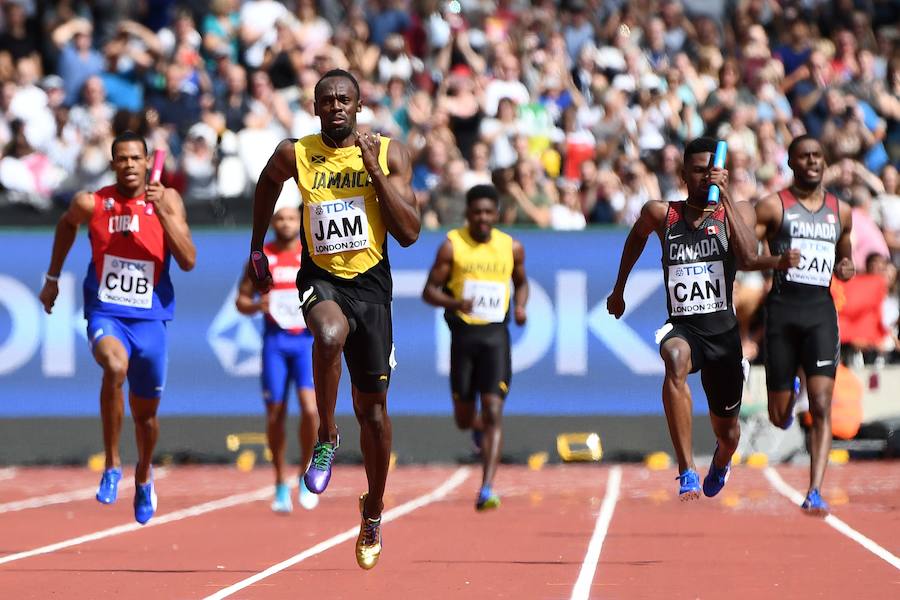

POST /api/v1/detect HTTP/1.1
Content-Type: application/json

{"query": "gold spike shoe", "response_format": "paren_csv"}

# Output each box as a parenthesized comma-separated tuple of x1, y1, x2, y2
(356, 493, 382, 570)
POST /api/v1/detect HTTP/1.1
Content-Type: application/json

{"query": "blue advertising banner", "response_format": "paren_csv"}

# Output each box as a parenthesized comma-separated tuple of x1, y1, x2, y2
(0, 228, 695, 417)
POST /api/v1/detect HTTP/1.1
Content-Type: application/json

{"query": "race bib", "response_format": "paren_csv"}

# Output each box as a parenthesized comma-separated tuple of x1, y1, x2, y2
(309, 196, 370, 255)
(787, 238, 835, 287)
(99, 254, 154, 309)
(667, 260, 726, 316)
(463, 279, 508, 323)
(268, 289, 306, 330)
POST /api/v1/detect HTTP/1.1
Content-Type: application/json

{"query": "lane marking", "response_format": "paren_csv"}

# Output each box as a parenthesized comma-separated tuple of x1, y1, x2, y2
(0, 468, 169, 515)
(0, 478, 268, 567)
(203, 466, 471, 600)
(0, 468, 17, 481)
(570, 466, 623, 600)
(763, 467, 900, 570)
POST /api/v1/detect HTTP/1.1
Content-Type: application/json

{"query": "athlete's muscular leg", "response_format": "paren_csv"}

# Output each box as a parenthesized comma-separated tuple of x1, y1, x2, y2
(708, 414, 740, 468)
(480, 394, 504, 489)
(767, 389, 795, 428)
(266, 402, 288, 483)
(92, 337, 128, 470)
(353, 387, 392, 519)
(298, 388, 319, 472)
(806, 375, 835, 492)
(306, 301, 349, 444)
(128, 394, 160, 485)
(660, 337, 695, 473)
(452, 396, 477, 430)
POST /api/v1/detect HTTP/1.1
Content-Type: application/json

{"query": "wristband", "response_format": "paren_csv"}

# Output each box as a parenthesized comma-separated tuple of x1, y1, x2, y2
(45, 273, 60, 282)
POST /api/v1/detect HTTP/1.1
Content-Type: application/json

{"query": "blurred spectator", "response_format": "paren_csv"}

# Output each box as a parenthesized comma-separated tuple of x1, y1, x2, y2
(52, 17, 104, 107)
(201, 0, 240, 70)
(503, 158, 554, 227)
(550, 178, 587, 231)
(147, 63, 201, 140)
(213, 63, 250, 133)
(876, 165, 900, 267)
(0, 119, 61, 210)
(0, 0, 39, 66)
(239, 0, 290, 70)
(69, 76, 114, 142)
(424, 155, 467, 229)
(181, 122, 218, 205)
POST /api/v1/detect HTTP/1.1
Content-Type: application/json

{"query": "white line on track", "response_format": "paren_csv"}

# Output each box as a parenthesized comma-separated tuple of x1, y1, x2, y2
(203, 466, 471, 600)
(0, 468, 169, 515)
(0, 477, 268, 567)
(570, 466, 623, 600)
(0, 468, 17, 481)
(763, 467, 900, 571)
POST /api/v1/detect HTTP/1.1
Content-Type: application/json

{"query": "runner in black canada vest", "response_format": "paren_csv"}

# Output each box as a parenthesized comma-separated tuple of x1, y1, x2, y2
(752, 135, 855, 516)
(608, 137, 760, 502)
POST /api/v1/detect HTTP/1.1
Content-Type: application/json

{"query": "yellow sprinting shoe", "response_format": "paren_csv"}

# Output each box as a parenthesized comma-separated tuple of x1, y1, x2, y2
(356, 493, 382, 570)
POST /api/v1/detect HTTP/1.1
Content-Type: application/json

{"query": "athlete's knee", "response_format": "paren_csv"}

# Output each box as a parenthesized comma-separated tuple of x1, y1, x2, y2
(101, 357, 128, 386)
(481, 397, 503, 427)
(314, 322, 347, 357)
(453, 411, 473, 430)
(661, 344, 690, 380)
(808, 392, 832, 420)
(717, 420, 740, 451)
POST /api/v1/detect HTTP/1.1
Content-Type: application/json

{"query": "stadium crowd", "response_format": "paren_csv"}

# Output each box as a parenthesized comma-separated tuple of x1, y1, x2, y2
(0, 0, 898, 364)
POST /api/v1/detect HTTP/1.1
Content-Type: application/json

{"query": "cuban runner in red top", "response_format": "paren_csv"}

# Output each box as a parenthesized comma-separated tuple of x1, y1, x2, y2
(236, 206, 319, 513)
(40, 132, 195, 525)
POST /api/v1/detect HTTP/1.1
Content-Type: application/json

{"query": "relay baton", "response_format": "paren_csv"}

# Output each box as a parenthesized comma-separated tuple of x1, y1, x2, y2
(706, 141, 728, 206)
(150, 149, 166, 183)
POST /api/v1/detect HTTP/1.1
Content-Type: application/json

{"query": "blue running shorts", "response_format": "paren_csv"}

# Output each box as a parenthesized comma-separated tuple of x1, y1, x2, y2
(261, 329, 314, 404)
(87, 315, 168, 399)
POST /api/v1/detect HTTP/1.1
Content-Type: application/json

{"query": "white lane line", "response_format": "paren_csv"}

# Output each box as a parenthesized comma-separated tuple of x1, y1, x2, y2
(0, 468, 17, 481)
(0, 481, 270, 566)
(763, 467, 900, 570)
(0, 468, 169, 515)
(570, 466, 623, 600)
(203, 466, 471, 600)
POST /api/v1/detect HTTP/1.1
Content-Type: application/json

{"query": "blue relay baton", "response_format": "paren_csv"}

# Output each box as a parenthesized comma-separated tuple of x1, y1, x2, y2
(707, 140, 728, 206)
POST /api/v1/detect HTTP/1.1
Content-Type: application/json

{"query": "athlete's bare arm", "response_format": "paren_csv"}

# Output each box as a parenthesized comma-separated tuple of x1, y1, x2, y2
(834, 200, 855, 280)
(743, 193, 801, 271)
(607, 200, 667, 319)
(713, 168, 758, 269)
(358, 133, 419, 247)
(511, 239, 528, 326)
(249, 139, 299, 291)
(235, 267, 268, 316)
(39, 191, 94, 314)
(146, 181, 196, 271)
(422, 239, 473, 313)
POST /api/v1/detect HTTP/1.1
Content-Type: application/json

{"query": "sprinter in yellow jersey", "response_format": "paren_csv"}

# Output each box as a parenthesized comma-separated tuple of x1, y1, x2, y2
(248, 69, 419, 570)
(422, 184, 528, 511)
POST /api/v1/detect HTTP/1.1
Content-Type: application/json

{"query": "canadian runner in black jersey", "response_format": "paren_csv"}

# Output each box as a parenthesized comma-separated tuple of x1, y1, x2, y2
(422, 184, 529, 512)
(248, 70, 420, 569)
(608, 137, 760, 501)
(753, 135, 854, 516)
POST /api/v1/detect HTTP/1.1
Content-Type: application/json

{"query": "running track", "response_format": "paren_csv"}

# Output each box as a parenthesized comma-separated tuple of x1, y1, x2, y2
(0, 463, 897, 599)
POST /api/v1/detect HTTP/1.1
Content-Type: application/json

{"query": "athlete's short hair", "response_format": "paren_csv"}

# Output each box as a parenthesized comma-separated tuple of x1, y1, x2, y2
(787, 134, 821, 159)
(466, 184, 500, 207)
(315, 69, 360, 101)
(111, 130, 148, 157)
(683, 137, 718, 162)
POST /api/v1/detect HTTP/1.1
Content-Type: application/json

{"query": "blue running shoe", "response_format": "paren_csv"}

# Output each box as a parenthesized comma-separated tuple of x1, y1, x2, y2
(702, 445, 731, 498)
(475, 485, 500, 511)
(271, 482, 292, 514)
(304, 431, 339, 495)
(778, 376, 801, 430)
(96, 467, 122, 504)
(801, 488, 829, 517)
(471, 429, 483, 455)
(133, 479, 157, 525)
(677, 469, 701, 501)
(298, 476, 319, 510)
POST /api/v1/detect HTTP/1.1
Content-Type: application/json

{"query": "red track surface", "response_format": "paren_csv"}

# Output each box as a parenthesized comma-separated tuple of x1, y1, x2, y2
(0, 462, 898, 599)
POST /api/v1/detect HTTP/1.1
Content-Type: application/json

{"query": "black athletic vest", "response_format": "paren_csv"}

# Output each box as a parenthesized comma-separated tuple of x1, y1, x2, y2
(662, 202, 737, 334)
(769, 189, 841, 303)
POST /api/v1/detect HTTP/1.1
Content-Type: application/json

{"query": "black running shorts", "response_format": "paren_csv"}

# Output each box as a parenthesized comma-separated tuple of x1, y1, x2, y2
(300, 278, 394, 393)
(764, 297, 839, 391)
(659, 323, 744, 418)
(449, 322, 511, 401)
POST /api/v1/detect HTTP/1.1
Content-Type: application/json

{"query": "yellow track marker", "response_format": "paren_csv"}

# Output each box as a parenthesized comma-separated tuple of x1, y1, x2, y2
(556, 432, 602, 462)
(828, 487, 850, 506)
(235, 449, 256, 472)
(829, 449, 849, 465)
(528, 452, 549, 471)
(746, 452, 769, 468)
(731, 452, 742, 465)
(720, 493, 741, 508)
(644, 451, 672, 471)
(389, 452, 397, 472)
(87, 453, 105, 473)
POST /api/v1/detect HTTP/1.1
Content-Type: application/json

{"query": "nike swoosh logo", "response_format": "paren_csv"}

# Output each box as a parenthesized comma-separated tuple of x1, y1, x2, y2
(668, 233, 684, 240)
(816, 360, 833, 367)
(725, 401, 741, 411)
(301, 287, 314, 306)
(786, 214, 801, 220)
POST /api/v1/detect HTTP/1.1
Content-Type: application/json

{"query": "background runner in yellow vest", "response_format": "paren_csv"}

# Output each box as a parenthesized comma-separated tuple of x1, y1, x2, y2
(751, 135, 855, 516)
(247, 69, 419, 570)
(422, 184, 529, 511)
(607, 138, 760, 502)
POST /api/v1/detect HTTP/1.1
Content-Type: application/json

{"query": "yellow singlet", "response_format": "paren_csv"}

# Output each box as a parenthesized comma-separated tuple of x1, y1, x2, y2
(446, 227, 514, 325)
